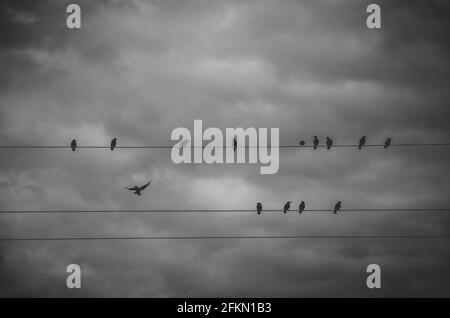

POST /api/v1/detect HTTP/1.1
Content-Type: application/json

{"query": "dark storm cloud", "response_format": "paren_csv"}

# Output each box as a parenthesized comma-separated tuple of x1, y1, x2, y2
(0, 0, 134, 90)
(1, 0, 450, 297)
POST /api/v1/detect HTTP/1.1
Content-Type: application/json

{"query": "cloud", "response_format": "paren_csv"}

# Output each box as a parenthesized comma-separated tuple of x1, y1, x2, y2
(0, 0, 449, 297)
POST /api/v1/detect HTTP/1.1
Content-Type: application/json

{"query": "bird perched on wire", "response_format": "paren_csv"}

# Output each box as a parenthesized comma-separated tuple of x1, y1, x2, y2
(326, 137, 333, 150)
(384, 137, 392, 149)
(333, 201, 342, 214)
(233, 136, 237, 152)
(125, 180, 151, 196)
(283, 201, 291, 213)
(313, 136, 319, 150)
(70, 139, 77, 151)
(358, 136, 366, 150)
(299, 201, 305, 214)
(110, 138, 117, 151)
(179, 139, 189, 149)
(256, 202, 262, 215)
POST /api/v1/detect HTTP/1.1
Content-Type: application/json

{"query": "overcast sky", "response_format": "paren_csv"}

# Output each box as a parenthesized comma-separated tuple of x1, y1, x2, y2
(1, 0, 450, 297)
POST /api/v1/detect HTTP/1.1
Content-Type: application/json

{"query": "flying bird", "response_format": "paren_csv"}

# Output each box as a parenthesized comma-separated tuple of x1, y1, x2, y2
(333, 201, 342, 214)
(256, 202, 262, 215)
(384, 137, 392, 148)
(299, 201, 305, 214)
(233, 136, 237, 152)
(313, 136, 319, 150)
(70, 139, 77, 151)
(326, 137, 333, 150)
(283, 201, 291, 214)
(110, 138, 117, 151)
(299, 140, 305, 146)
(358, 136, 366, 150)
(125, 180, 151, 196)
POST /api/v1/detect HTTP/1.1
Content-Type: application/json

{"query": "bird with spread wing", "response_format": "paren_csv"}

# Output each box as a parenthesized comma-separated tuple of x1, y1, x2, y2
(125, 180, 151, 196)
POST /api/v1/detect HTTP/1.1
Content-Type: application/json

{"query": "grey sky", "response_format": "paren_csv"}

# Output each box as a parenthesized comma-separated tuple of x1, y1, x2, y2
(0, 0, 449, 297)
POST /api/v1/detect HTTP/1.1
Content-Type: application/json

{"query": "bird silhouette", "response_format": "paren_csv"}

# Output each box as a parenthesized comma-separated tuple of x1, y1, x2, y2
(326, 137, 333, 150)
(256, 202, 262, 215)
(110, 138, 117, 151)
(125, 180, 151, 196)
(299, 201, 305, 214)
(313, 136, 319, 150)
(333, 201, 342, 214)
(233, 136, 237, 152)
(70, 139, 77, 151)
(299, 140, 305, 146)
(283, 201, 291, 213)
(179, 139, 189, 149)
(358, 136, 366, 150)
(384, 137, 392, 148)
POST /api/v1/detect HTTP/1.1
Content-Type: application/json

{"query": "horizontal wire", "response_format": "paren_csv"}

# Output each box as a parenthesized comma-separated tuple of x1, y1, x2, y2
(1, 143, 450, 149)
(0, 208, 450, 214)
(1, 235, 450, 241)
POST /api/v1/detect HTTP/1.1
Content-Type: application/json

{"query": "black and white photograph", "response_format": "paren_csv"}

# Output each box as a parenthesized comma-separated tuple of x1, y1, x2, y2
(0, 0, 449, 303)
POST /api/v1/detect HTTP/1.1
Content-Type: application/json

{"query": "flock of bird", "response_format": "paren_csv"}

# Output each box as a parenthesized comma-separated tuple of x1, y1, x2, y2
(68, 136, 391, 197)
(256, 201, 342, 215)
(231, 135, 392, 150)
(70, 138, 117, 151)
(70, 136, 392, 152)
(71, 138, 152, 195)
(298, 136, 392, 149)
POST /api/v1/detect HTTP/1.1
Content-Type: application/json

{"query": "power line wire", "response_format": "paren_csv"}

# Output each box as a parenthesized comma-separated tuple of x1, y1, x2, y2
(1, 235, 450, 242)
(1, 143, 450, 149)
(0, 208, 449, 214)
